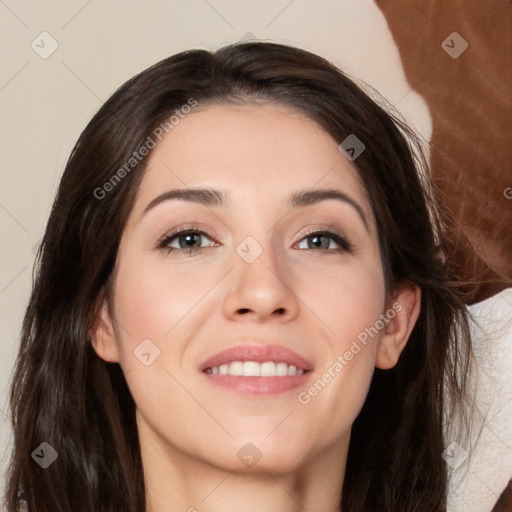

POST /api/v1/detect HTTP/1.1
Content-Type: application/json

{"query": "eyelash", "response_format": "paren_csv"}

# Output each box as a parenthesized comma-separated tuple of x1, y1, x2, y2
(156, 226, 353, 256)
(156, 227, 219, 256)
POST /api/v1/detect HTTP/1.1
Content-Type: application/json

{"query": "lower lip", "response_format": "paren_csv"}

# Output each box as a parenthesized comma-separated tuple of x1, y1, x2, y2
(202, 372, 311, 396)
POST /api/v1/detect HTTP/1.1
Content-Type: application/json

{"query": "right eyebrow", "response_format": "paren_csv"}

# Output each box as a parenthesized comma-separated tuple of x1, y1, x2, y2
(141, 188, 226, 219)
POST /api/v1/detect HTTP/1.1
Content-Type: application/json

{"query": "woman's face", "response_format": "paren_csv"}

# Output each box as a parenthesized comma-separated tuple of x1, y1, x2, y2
(93, 103, 411, 475)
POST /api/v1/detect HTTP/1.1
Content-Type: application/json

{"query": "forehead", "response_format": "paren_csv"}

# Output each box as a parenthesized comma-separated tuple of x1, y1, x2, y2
(133, 103, 372, 220)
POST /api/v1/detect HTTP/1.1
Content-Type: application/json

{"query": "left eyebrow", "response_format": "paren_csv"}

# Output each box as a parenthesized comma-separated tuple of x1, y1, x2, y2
(141, 187, 369, 230)
(288, 188, 369, 230)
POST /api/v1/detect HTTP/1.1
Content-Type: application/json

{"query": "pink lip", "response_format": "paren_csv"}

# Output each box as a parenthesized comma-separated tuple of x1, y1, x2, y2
(203, 374, 310, 396)
(199, 344, 314, 397)
(199, 344, 314, 372)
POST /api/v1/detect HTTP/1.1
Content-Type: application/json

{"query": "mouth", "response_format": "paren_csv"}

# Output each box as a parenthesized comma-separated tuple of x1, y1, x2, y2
(200, 344, 313, 396)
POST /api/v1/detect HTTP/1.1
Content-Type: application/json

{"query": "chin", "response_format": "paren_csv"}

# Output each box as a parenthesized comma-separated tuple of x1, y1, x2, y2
(201, 433, 313, 475)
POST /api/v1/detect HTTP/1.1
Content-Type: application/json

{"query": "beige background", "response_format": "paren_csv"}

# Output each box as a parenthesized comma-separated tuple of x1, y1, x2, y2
(0, 1, 509, 510)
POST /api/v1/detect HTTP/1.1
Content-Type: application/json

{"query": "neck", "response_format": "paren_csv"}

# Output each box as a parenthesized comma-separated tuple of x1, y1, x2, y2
(138, 415, 348, 512)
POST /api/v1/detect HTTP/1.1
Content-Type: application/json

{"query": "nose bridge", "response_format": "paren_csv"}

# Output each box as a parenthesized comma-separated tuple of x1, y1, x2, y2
(235, 232, 286, 292)
(222, 229, 299, 321)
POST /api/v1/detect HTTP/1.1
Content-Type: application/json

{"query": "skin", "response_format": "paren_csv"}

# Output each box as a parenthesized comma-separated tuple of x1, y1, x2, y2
(91, 103, 420, 512)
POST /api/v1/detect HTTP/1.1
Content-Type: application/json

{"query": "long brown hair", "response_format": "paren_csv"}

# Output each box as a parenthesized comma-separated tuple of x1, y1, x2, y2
(5, 41, 474, 511)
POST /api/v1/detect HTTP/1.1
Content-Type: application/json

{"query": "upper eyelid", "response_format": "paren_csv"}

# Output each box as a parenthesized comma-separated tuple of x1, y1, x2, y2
(157, 227, 216, 246)
(159, 226, 350, 249)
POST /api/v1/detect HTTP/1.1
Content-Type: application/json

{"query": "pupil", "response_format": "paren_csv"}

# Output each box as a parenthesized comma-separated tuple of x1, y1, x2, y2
(182, 233, 199, 248)
(311, 235, 326, 249)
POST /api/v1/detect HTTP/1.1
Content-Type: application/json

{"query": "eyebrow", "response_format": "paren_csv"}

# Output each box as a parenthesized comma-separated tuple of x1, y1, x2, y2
(142, 187, 369, 229)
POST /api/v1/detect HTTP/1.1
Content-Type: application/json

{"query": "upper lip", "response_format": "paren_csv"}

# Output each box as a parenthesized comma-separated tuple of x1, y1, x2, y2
(199, 343, 314, 372)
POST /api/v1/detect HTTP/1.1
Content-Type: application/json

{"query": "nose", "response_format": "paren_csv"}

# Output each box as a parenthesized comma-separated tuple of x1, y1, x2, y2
(222, 240, 300, 324)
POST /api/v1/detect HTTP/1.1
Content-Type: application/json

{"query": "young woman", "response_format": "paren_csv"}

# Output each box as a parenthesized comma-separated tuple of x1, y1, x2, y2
(5, 41, 475, 511)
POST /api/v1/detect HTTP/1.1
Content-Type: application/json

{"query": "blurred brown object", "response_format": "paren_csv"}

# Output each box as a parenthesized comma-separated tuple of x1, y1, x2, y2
(377, 0, 512, 304)
(492, 478, 512, 512)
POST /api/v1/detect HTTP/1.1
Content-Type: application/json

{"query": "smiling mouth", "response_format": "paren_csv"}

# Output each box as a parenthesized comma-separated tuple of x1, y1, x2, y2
(200, 343, 313, 395)
(204, 361, 307, 377)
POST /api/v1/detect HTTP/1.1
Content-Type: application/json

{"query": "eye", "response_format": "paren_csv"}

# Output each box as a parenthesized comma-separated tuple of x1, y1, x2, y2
(157, 227, 218, 256)
(156, 226, 352, 256)
(296, 229, 352, 252)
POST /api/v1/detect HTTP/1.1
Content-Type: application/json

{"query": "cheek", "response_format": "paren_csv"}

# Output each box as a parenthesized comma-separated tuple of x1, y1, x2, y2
(293, 261, 385, 432)
(299, 256, 386, 351)
(111, 255, 223, 358)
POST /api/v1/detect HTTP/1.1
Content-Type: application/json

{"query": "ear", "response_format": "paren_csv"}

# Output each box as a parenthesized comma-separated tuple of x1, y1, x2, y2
(90, 296, 120, 363)
(375, 282, 421, 370)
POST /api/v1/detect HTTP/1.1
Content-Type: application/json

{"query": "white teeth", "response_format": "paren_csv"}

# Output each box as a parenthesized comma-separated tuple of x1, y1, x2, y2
(206, 361, 306, 377)
(242, 361, 260, 377)
(260, 361, 276, 376)
(229, 361, 243, 376)
(276, 362, 288, 376)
